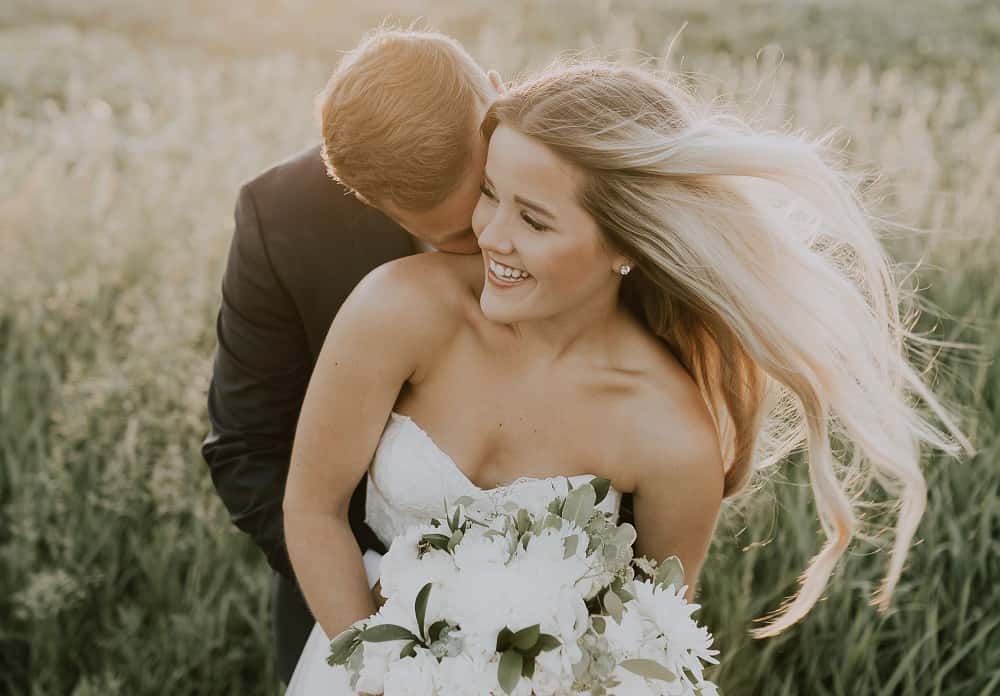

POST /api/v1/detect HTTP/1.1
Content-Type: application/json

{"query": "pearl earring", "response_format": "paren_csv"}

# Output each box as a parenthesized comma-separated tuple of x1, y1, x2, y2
(618, 264, 632, 276)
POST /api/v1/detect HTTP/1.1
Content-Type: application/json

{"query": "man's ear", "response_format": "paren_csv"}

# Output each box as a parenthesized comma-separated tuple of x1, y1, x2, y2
(487, 69, 506, 96)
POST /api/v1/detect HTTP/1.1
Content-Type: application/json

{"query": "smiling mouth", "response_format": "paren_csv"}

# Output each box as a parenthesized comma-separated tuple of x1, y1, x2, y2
(488, 257, 533, 284)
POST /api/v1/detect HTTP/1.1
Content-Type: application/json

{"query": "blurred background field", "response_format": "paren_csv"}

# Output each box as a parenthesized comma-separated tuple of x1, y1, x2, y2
(2, 1, 998, 694)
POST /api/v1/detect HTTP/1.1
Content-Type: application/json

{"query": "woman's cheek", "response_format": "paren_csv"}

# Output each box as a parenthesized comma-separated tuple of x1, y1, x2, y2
(471, 197, 492, 239)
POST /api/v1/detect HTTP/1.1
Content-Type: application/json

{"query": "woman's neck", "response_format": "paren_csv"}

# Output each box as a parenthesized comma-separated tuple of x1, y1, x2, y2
(500, 285, 631, 367)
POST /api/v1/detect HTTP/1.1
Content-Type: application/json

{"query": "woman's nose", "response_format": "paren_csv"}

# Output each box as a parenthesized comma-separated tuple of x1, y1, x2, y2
(476, 215, 515, 256)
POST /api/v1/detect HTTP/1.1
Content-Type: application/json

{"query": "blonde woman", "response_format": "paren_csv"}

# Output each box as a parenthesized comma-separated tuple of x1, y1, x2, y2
(283, 61, 972, 693)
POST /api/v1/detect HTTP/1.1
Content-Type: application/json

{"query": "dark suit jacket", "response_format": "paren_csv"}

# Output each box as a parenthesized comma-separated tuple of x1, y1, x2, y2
(202, 145, 413, 580)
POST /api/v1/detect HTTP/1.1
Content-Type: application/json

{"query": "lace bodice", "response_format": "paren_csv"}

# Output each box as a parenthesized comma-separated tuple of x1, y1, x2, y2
(364, 412, 622, 546)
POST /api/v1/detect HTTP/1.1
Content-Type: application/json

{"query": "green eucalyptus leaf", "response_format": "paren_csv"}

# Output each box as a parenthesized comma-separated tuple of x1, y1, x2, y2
(613, 523, 637, 548)
(563, 534, 580, 559)
(592, 616, 607, 635)
(522, 655, 536, 679)
(562, 484, 596, 528)
(447, 529, 464, 553)
(361, 623, 420, 643)
(415, 582, 432, 640)
(498, 649, 523, 694)
(590, 476, 612, 504)
(620, 658, 678, 682)
(399, 640, 419, 659)
(547, 497, 563, 516)
(654, 555, 686, 591)
(512, 624, 540, 651)
(516, 508, 531, 536)
(603, 590, 624, 624)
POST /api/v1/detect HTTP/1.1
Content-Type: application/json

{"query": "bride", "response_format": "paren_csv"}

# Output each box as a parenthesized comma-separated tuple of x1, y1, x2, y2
(283, 61, 970, 693)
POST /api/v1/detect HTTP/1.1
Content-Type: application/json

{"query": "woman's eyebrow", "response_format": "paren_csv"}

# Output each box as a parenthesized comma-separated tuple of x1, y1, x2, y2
(514, 195, 555, 219)
(484, 172, 556, 220)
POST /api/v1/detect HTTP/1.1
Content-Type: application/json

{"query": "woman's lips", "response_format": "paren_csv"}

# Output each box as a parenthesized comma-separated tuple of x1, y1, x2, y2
(486, 262, 533, 289)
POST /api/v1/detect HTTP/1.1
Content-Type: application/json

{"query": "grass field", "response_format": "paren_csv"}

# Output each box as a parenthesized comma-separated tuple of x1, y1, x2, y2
(2, 1, 998, 694)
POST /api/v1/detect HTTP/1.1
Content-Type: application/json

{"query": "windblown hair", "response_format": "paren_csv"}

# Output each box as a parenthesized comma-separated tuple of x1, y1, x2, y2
(482, 61, 974, 638)
(316, 26, 494, 211)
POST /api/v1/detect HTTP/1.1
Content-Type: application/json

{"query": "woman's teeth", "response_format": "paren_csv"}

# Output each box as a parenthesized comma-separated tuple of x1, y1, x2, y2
(489, 258, 532, 281)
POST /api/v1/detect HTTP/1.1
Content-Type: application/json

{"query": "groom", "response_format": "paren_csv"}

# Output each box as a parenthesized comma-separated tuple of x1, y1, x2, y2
(202, 28, 632, 684)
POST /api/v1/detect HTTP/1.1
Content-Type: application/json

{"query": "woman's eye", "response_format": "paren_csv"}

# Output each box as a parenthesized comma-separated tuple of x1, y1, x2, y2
(520, 211, 548, 231)
(479, 184, 496, 200)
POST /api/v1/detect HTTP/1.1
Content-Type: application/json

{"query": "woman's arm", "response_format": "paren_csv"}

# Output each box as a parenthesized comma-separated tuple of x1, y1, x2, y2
(284, 256, 453, 637)
(631, 402, 725, 603)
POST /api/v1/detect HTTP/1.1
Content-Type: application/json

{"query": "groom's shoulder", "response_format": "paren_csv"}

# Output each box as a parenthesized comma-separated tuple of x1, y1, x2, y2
(239, 144, 402, 239)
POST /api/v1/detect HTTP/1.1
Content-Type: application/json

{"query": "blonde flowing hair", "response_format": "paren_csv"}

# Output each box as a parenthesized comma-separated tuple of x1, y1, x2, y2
(481, 61, 975, 638)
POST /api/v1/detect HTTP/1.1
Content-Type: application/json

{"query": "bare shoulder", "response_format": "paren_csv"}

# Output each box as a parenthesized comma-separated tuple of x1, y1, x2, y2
(340, 252, 483, 374)
(616, 329, 725, 497)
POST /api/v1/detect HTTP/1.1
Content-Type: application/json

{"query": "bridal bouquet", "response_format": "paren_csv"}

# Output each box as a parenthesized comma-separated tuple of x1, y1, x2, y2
(328, 477, 721, 695)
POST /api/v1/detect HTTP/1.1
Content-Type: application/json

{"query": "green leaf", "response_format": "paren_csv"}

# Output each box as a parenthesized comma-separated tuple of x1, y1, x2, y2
(421, 533, 452, 550)
(428, 619, 448, 644)
(361, 623, 420, 643)
(447, 529, 464, 552)
(451, 505, 461, 532)
(562, 484, 596, 528)
(327, 632, 361, 666)
(563, 534, 580, 559)
(496, 627, 513, 652)
(328, 626, 362, 665)
(547, 498, 563, 516)
(512, 624, 540, 651)
(654, 555, 685, 591)
(613, 523, 637, 548)
(498, 649, 524, 694)
(399, 640, 419, 659)
(522, 655, 536, 679)
(454, 495, 476, 507)
(603, 590, 624, 624)
(516, 508, 532, 536)
(543, 513, 563, 531)
(620, 658, 678, 682)
(592, 616, 606, 635)
(537, 633, 562, 651)
(590, 476, 612, 504)
(415, 582, 432, 640)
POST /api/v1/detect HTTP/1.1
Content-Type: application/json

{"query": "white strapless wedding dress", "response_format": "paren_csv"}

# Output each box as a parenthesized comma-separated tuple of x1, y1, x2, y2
(285, 411, 622, 695)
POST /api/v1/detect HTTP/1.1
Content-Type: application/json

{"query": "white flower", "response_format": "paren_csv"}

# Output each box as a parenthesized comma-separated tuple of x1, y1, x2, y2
(382, 650, 438, 696)
(435, 653, 495, 696)
(629, 580, 720, 685)
(380, 525, 456, 604)
(451, 524, 511, 570)
(607, 663, 664, 696)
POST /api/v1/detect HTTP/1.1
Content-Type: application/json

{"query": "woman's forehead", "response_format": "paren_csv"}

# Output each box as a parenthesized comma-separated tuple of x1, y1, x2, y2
(486, 125, 581, 200)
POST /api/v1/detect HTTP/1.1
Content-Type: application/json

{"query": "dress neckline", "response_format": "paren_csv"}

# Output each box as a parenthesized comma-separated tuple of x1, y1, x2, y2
(388, 411, 614, 496)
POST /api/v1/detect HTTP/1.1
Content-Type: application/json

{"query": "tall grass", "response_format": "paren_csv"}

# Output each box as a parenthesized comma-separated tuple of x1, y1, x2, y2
(2, 2, 997, 694)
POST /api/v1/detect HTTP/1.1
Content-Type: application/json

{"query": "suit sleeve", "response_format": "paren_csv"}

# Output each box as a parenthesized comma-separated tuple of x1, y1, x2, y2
(202, 183, 312, 579)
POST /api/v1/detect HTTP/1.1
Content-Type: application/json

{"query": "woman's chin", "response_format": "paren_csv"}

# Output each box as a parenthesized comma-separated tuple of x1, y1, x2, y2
(479, 296, 523, 324)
